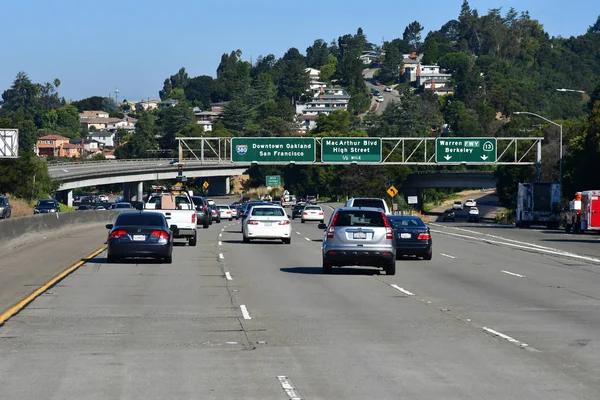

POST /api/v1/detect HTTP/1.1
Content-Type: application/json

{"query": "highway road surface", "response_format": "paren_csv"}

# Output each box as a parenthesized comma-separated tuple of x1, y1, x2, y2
(1, 205, 600, 399)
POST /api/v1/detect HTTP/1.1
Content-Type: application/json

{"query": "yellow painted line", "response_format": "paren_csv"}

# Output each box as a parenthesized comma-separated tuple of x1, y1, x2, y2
(0, 245, 106, 327)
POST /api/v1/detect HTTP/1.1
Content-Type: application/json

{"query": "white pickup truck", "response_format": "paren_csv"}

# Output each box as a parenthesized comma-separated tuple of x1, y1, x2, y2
(144, 191, 198, 246)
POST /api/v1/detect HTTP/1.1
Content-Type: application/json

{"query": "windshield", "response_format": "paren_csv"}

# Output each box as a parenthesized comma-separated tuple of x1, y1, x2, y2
(115, 213, 165, 226)
(251, 207, 285, 216)
(352, 199, 386, 210)
(38, 200, 57, 207)
(389, 216, 425, 228)
(334, 210, 385, 227)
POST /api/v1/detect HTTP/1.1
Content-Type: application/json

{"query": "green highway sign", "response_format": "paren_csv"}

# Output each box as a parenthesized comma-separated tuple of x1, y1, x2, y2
(321, 137, 382, 163)
(231, 138, 316, 163)
(436, 138, 497, 163)
(266, 175, 281, 187)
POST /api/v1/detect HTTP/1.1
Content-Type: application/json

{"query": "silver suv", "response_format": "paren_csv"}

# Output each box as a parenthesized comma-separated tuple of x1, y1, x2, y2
(320, 207, 396, 275)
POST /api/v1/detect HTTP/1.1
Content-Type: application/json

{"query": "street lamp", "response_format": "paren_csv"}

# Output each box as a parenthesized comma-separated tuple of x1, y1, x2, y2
(513, 111, 563, 200)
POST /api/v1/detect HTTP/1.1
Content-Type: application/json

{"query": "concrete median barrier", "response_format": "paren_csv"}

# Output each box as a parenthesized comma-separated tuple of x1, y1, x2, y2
(0, 211, 120, 251)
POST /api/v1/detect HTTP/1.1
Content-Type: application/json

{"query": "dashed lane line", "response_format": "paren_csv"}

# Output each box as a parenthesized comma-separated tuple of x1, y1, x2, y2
(390, 284, 414, 296)
(225, 272, 233, 281)
(482, 327, 538, 351)
(501, 270, 526, 278)
(240, 305, 252, 320)
(276, 376, 303, 400)
(219, 253, 224, 260)
(440, 253, 457, 259)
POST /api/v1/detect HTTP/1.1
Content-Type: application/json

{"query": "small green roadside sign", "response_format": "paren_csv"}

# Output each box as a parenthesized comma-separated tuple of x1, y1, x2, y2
(321, 137, 382, 163)
(436, 138, 497, 163)
(231, 138, 316, 163)
(266, 175, 281, 187)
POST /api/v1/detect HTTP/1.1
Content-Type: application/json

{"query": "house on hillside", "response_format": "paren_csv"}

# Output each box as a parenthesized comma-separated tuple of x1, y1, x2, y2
(158, 99, 179, 109)
(80, 117, 122, 130)
(80, 110, 109, 119)
(36, 135, 81, 158)
(87, 131, 117, 147)
(305, 68, 321, 82)
(135, 100, 160, 112)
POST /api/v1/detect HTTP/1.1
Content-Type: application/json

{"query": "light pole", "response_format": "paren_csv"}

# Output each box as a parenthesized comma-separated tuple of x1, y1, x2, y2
(514, 111, 563, 200)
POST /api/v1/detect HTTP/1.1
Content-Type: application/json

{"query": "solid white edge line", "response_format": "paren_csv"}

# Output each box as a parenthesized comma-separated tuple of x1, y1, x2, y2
(501, 270, 526, 278)
(482, 327, 529, 347)
(277, 376, 303, 400)
(225, 271, 232, 281)
(219, 253, 224, 260)
(430, 228, 600, 264)
(390, 284, 414, 296)
(440, 253, 456, 259)
(240, 304, 251, 320)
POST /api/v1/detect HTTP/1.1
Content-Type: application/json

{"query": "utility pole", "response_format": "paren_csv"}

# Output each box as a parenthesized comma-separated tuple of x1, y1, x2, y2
(115, 87, 119, 104)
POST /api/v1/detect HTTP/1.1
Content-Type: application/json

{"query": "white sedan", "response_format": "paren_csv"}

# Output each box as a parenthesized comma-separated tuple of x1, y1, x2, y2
(465, 199, 477, 207)
(301, 205, 324, 223)
(243, 205, 291, 244)
(216, 204, 233, 220)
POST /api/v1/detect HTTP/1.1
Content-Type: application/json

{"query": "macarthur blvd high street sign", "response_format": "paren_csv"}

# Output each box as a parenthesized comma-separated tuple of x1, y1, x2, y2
(231, 138, 316, 163)
(321, 137, 382, 163)
(435, 138, 497, 163)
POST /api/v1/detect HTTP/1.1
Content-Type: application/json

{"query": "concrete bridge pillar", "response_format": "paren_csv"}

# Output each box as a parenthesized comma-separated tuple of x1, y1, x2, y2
(56, 189, 73, 207)
(206, 176, 231, 196)
(137, 182, 144, 202)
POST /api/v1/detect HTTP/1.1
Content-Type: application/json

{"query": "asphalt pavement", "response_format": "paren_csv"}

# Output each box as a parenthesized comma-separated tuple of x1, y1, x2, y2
(1, 204, 600, 398)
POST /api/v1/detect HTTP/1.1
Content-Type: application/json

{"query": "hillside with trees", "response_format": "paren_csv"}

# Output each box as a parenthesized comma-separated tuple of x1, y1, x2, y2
(1, 1, 599, 205)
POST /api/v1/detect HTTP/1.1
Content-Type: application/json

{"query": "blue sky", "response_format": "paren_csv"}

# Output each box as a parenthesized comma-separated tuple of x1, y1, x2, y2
(1, 0, 596, 102)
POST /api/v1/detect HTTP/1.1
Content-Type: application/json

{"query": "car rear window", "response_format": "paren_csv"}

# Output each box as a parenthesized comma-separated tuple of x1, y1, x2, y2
(115, 203, 131, 208)
(251, 207, 285, 216)
(217, 205, 229, 209)
(305, 206, 321, 210)
(389, 216, 425, 227)
(352, 199, 386, 210)
(334, 210, 385, 227)
(116, 213, 165, 226)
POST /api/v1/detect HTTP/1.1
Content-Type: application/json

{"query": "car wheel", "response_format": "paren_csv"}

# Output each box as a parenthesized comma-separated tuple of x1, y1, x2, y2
(209, 218, 213, 225)
(283, 238, 291, 244)
(203, 220, 209, 229)
(322, 260, 332, 274)
(217, 217, 221, 223)
(189, 235, 197, 246)
(385, 260, 396, 275)
(164, 254, 173, 264)
(423, 249, 433, 260)
(292, 216, 295, 220)
(243, 235, 250, 243)
(301, 219, 305, 224)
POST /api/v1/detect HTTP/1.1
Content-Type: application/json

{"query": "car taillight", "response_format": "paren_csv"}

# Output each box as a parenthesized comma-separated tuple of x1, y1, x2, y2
(202, 205, 207, 211)
(109, 229, 128, 239)
(279, 220, 290, 225)
(380, 212, 394, 239)
(303, 212, 308, 215)
(151, 230, 170, 240)
(326, 211, 339, 238)
(247, 220, 259, 225)
(318, 212, 324, 215)
(417, 232, 431, 240)
(192, 213, 196, 223)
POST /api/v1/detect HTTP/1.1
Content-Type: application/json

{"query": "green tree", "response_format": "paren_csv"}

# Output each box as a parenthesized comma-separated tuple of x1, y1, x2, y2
(403, 21, 424, 52)
(275, 48, 310, 103)
(115, 112, 159, 158)
(306, 39, 330, 69)
(314, 110, 352, 134)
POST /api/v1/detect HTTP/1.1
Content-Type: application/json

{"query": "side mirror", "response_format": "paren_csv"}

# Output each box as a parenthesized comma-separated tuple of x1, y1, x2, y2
(318, 223, 327, 230)
(105, 224, 113, 230)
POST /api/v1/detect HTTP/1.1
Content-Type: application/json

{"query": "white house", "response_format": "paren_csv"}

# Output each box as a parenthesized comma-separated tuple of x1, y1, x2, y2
(305, 68, 321, 82)
(87, 131, 117, 147)
(197, 120, 213, 132)
(80, 110, 109, 119)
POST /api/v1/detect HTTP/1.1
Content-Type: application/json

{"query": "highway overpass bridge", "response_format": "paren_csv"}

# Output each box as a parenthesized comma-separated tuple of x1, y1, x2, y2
(48, 158, 250, 206)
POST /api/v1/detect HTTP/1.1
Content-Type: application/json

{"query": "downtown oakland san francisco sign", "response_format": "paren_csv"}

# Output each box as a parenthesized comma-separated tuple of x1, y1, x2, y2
(435, 137, 497, 163)
(231, 138, 316, 163)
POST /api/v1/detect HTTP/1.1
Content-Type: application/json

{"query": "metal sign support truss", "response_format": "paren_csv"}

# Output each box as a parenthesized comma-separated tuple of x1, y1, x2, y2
(177, 136, 543, 165)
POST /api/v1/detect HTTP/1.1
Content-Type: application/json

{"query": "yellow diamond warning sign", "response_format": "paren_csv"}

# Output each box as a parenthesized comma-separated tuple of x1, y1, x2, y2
(387, 185, 398, 197)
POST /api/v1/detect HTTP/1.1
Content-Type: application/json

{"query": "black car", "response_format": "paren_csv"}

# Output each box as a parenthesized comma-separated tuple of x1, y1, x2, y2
(77, 205, 93, 211)
(388, 215, 433, 260)
(291, 203, 306, 219)
(191, 196, 211, 228)
(0, 196, 11, 219)
(34, 199, 60, 214)
(442, 209, 456, 222)
(106, 211, 173, 263)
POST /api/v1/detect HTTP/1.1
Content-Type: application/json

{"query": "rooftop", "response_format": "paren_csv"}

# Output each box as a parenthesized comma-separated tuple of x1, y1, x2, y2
(39, 134, 70, 141)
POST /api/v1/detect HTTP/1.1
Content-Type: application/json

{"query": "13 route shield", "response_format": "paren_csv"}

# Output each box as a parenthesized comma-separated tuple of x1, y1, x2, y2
(435, 138, 497, 163)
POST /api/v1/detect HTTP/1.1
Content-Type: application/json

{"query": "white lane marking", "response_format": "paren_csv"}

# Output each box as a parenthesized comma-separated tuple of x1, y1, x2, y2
(501, 270, 526, 278)
(430, 228, 600, 264)
(219, 253, 224, 260)
(296, 231, 301, 235)
(218, 241, 222, 246)
(240, 305, 252, 320)
(440, 253, 456, 259)
(219, 233, 222, 237)
(305, 237, 311, 241)
(277, 376, 303, 400)
(482, 327, 533, 350)
(390, 284, 414, 296)
(225, 271, 232, 281)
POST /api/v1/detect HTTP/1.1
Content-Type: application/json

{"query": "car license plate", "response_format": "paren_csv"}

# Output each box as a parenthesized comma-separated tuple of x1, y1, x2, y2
(264, 222, 272, 227)
(400, 233, 411, 239)
(133, 235, 145, 241)
(353, 232, 367, 239)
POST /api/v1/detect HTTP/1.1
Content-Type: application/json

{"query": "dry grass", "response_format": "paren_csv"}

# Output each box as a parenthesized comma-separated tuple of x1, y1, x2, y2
(245, 186, 284, 199)
(231, 174, 250, 194)
(8, 195, 33, 217)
